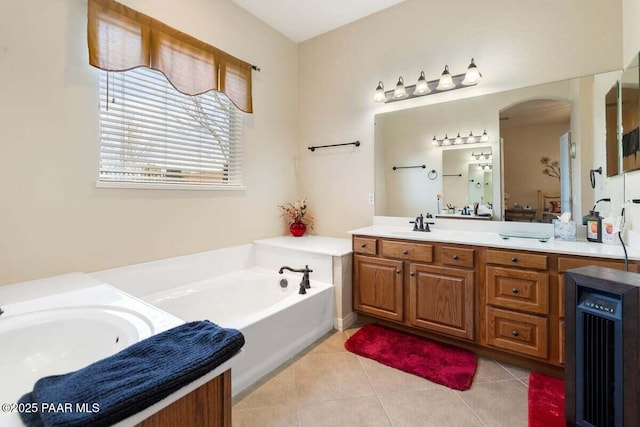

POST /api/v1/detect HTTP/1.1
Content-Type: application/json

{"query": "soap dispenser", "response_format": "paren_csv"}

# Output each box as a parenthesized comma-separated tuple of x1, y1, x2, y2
(585, 210, 603, 243)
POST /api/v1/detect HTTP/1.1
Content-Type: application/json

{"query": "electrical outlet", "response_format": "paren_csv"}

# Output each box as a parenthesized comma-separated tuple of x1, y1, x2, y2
(368, 193, 375, 205)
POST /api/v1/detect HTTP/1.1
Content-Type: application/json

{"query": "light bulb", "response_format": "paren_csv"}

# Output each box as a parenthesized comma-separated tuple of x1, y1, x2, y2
(374, 81, 386, 102)
(455, 133, 463, 144)
(480, 130, 489, 142)
(442, 134, 451, 145)
(466, 131, 475, 144)
(462, 58, 482, 86)
(436, 65, 455, 91)
(431, 135, 439, 147)
(415, 71, 430, 95)
(393, 76, 407, 98)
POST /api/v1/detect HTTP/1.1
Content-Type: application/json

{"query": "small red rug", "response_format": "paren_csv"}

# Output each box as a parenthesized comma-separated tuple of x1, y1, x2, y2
(344, 324, 477, 391)
(528, 372, 566, 427)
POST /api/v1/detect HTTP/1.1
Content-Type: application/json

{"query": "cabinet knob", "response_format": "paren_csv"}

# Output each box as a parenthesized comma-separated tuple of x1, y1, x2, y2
(511, 257, 518, 263)
(452, 255, 459, 260)
(396, 269, 401, 274)
(410, 272, 416, 277)
(512, 288, 519, 294)
(361, 243, 366, 248)
(402, 249, 409, 255)
(512, 330, 519, 337)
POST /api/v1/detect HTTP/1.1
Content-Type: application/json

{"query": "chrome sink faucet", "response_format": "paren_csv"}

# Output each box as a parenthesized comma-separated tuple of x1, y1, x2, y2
(278, 265, 313, 294)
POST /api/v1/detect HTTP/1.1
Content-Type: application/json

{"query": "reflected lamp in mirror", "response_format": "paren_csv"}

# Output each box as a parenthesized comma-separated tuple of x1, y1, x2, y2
(471, 151, 492, 160)
(432, 130, 489, 146)
(374, 59, 482, 103)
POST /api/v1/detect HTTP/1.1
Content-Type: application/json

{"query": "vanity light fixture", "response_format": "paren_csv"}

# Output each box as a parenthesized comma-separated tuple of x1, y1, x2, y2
(374, 81, 386, 102)
(414, 71, 431, 95)
(478, 163, 492, 170)
(466, 131, 476, 144)
(393, 76, 408, 99)
(471, 151, 492, 160)
(461, 58, 482, 86)
(436, 65, 455, 91)
(432, 130, 489, 147)
(374, 58, 482, 103)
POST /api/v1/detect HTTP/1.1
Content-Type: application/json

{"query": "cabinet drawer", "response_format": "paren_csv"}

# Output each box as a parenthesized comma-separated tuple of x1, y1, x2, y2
(486, 266, 549, 314)
(485, 249, 547, 270)
(557, 256, 637, 272)
(440, 246, 474, 268)
(382, 240, 433, 263)
(486, 307, 548, 359)
(354, 236, 378, 255)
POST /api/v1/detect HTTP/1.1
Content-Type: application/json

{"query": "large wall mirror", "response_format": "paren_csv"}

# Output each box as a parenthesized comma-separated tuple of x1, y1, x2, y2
(606, 53, 639, 176)
(375, 76, 614, 221)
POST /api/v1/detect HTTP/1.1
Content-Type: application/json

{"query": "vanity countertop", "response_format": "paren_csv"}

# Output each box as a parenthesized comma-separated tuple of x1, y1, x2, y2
(349, 217, 640, 261)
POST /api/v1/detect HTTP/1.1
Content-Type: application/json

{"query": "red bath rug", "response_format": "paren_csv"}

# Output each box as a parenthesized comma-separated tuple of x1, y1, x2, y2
(528, 372, 566, 427)
(344, 324, 477, 391)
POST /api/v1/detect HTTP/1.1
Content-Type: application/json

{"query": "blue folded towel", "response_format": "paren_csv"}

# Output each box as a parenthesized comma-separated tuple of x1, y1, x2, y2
(19, 320, 244, 427)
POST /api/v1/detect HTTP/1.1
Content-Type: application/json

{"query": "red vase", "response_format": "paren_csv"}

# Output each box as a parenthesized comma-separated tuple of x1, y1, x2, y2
(289, 221, 306, 237)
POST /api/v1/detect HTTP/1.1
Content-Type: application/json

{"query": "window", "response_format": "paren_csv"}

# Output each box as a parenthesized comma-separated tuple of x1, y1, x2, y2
(98, 67, 243, 189)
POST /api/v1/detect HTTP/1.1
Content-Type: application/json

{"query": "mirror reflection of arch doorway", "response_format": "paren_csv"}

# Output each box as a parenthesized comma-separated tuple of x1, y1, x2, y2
(500, 99, 571, 222)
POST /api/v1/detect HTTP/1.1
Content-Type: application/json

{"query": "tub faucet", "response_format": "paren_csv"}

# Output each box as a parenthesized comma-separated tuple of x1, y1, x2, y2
(278, 265, 313, 294)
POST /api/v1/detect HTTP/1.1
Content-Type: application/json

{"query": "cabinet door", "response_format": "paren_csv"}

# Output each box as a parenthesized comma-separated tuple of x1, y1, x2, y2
(354, 255, 404, 321)
(408, 264, 474, 340)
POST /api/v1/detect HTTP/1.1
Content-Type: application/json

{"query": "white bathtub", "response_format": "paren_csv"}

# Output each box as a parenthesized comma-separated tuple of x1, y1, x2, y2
(142, 267, 335, 396)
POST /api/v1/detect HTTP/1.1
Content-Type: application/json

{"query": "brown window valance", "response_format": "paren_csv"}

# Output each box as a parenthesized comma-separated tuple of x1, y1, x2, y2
(87, 0, 253, 113)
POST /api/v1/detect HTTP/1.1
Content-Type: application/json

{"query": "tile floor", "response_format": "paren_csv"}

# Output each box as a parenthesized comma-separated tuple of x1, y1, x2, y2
(232, 326, 531, 427)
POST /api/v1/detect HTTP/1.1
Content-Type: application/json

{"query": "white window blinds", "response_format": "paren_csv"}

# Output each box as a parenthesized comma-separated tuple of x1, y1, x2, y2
(98, 67, 243, 188)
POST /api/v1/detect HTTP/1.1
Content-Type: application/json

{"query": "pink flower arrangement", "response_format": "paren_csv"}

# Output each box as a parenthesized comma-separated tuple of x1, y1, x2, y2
(279, 197, 314, 230)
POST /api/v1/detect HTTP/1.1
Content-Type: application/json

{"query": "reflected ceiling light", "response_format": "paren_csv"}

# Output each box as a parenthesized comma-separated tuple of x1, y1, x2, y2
(436, 65, 455, 91)
(374, 81, 386, 102)
(414, 71, 431, 95)
(432, 130, 488, 147)
(393, 76, 408, 98)
(462, 58, 482, 86)
(374, 59, 483, 104)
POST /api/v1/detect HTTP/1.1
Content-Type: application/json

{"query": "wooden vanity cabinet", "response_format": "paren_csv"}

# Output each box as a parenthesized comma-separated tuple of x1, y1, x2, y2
(484, 249, 550, 360)
(353, 234, 640, 371)
(353, 237, 475, 341)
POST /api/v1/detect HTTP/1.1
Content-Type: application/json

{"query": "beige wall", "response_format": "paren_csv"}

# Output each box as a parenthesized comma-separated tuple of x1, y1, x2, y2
(502, 123, 569, 210)
(298, 0, 624, 237)
(0, 0, 299, 285)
